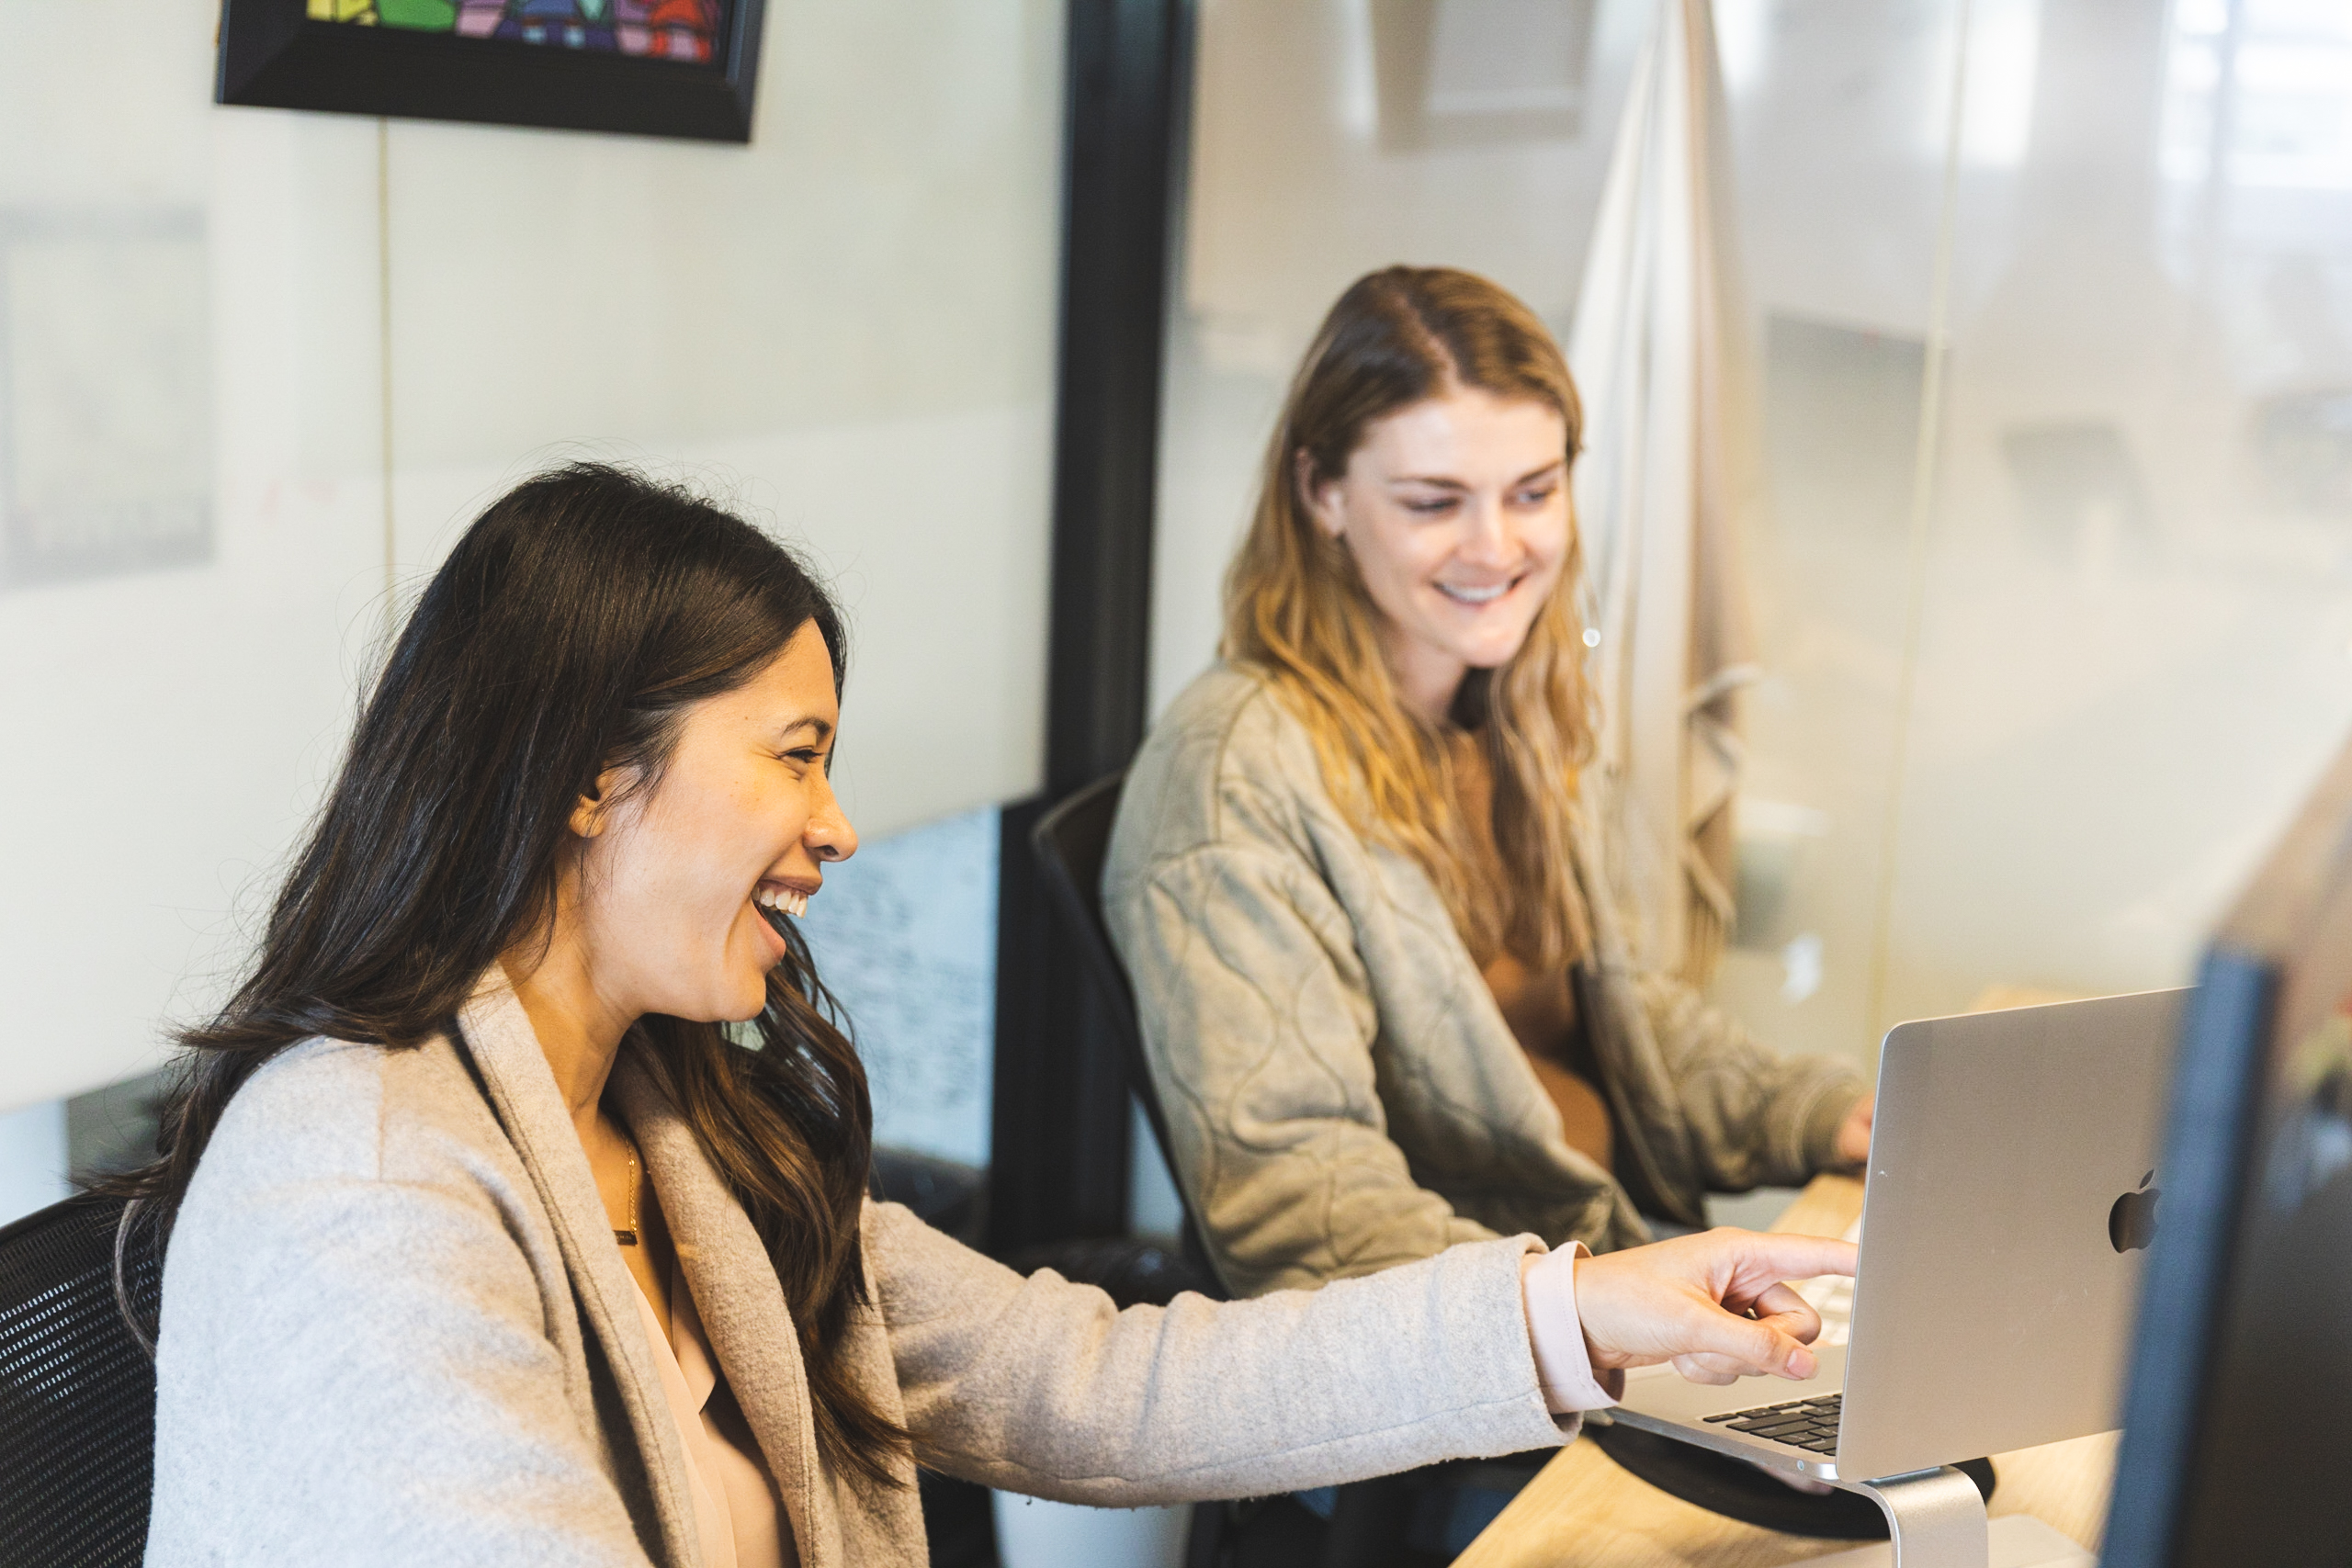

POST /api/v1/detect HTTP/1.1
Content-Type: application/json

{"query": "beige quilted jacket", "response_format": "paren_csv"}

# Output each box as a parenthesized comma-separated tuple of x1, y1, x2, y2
(1105, 664, 1865, 1298)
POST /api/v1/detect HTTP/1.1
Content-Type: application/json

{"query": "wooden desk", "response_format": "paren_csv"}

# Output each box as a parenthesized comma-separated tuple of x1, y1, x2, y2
(1455, 1176, 2118, 1568)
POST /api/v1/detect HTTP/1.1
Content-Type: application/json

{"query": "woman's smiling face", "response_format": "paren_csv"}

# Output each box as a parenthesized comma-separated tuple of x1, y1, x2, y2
(1305, 385, 1572, 720)
(569, 620, 855, 1025)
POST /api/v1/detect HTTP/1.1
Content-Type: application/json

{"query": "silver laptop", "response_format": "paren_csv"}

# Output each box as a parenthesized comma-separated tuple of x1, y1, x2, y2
(1611, 988, 2183, 1485)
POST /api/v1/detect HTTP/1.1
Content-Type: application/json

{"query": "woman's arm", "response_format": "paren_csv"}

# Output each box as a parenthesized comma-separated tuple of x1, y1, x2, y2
(875, 1202, 1858, 1507)
(872, 1200, 1566, 1506)
(1114, 834, 1498, 1294)
(1629, 968, 1868, 1192)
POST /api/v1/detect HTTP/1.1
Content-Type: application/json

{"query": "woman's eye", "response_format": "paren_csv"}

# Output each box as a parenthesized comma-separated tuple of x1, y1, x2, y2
(1513, 484, 1557, 507)
(1404, 497, 1457, 516)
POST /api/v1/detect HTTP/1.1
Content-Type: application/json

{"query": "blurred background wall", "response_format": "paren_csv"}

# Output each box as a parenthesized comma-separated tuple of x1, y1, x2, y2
(0, 0, 1059, 1218)
(1149, 0, 2352, 1099)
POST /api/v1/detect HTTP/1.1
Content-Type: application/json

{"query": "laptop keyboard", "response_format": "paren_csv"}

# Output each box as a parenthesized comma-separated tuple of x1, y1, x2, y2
(1702, 1392, 1843, 1453)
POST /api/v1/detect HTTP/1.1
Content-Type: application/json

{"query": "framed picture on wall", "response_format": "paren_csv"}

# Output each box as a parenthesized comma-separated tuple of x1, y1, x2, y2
(215, 0, 767, 142)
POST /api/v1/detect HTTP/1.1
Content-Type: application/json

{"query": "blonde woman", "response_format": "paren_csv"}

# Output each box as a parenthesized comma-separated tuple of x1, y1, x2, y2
(1106, 267, 1871, 1300)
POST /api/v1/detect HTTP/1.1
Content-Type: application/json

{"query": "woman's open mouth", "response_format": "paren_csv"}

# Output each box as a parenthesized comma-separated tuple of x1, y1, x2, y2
(755, 885, 810, 919)
(1434, 571, 1528, 606)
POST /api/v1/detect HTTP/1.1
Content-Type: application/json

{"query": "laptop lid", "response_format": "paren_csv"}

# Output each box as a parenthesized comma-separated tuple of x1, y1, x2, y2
(1836, 988, 2185, 1481)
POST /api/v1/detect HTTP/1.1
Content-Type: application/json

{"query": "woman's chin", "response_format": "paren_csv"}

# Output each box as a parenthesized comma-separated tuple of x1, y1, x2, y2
(1453, 635, 1533, 672)
(1425, 611, 1539, 670)
(729, 964, 777, 1019)
(698, 987, 772, 1027)
(660, 982, 770, 1026)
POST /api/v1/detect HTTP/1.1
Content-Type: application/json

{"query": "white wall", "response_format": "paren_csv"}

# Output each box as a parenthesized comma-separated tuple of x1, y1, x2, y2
(1153, 0, 2352, 1077)
(0, 2, 1065, 1112)
(0, 1101, 68, 1224)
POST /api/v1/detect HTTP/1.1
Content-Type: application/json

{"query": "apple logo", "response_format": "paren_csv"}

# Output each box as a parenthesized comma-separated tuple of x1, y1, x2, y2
(2109, 1170, 2160, 1253)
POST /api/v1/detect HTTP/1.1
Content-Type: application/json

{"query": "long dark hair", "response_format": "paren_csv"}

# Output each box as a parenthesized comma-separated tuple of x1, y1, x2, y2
(107, 463, 907, 1485)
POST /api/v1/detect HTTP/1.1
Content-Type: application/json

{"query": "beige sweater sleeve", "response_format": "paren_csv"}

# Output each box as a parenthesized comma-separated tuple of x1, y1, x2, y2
(869, 1202, 1573, 1505)
(1118, 826, 1502, 1295)
(1630, 969, 1866, 1196)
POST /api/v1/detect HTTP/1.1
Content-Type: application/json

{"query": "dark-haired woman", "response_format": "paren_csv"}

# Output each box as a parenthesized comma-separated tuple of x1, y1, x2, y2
(1108, 267, 1870, 1301)
(129, 464, 1850, 1566)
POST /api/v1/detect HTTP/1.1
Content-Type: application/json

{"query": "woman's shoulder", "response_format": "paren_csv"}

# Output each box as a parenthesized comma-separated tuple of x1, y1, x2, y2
(1119, 665, 1334, 842)
(1138, 662, 1345, 808)
(190, 1032, 512, 1206)
(1141, 663, 1294, 762)
(166, 1032, 539, 1345)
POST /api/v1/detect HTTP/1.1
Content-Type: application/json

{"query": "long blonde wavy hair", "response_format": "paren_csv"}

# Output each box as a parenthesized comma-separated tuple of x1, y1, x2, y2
(1224, 265, 1596, 972)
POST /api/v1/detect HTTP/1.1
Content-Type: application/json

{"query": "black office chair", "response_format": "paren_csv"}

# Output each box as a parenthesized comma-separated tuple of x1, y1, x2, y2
(0, 1192, 159, 1567)
(1029, 773, 1227, 1295)
(1031, 773, 1544, 1567)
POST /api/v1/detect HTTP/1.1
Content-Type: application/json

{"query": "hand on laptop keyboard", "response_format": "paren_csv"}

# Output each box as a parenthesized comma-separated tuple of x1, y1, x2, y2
(1573, 1228, 1859, 1385)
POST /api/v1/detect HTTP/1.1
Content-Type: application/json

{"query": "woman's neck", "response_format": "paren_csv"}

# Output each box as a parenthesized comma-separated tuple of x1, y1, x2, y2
(503, 919, 637, 1143)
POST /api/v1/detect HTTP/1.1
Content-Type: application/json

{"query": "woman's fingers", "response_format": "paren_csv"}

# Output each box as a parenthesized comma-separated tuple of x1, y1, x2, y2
(1574, 1230, 1853, 1375)
(1670, 1297, 1816, 1381)
(1670, 1353, 1741, 1385)
(1673, 1349, 1761, 1381)
(1746, 1280, 1824, 1346)
(1715, 1233, 1856, 1298)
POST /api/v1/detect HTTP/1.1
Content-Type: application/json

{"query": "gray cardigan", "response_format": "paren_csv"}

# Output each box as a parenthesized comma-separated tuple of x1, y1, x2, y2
(1105, 665, 1865, 1297)
(145, 976, 1573, 1567)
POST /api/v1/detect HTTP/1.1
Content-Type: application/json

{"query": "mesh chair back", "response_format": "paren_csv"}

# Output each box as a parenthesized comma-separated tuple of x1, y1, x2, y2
(1030, 773, 1226, 1296)
(0, 1194, 158, 1567)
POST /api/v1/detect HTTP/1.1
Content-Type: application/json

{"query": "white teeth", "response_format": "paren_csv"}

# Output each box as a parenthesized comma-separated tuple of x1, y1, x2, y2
(756, 886, 808, 919)
(1437, 581, 1510, 604)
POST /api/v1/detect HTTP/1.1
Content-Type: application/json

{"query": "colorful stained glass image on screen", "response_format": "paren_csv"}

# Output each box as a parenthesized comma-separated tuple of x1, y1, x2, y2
(308, 0, 725, 64)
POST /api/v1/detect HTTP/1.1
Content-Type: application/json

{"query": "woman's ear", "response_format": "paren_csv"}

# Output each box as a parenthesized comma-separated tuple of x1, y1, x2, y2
(1295, 448, 1345, 539)
(569, 768, 625, 840)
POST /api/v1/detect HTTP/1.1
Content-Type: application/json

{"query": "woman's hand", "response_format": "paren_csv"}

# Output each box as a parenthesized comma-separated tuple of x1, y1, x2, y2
(1834, 1094, 1874, 1167)
(1573, 1228, 1855, 1386)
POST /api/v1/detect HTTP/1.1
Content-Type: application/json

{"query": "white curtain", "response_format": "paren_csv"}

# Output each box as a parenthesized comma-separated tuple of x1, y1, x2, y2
(1568, 0, 1762, 984)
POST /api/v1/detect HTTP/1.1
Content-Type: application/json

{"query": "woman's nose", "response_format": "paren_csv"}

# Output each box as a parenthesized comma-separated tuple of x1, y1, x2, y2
(805, 789, 859, 863)
(1456, 498, 1516, 563)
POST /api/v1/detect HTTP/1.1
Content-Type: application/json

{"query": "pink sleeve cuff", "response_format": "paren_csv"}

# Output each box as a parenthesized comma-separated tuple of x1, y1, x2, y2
(1520, 1242, 1622, 1414)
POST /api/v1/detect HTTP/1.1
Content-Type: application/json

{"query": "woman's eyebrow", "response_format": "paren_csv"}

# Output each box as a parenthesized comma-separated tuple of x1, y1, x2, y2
(1385, 459, 1565, 491)
(775, 716, 835, 743)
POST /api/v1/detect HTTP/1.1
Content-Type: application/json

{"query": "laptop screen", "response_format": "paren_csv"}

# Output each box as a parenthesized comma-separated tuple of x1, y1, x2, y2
(2102, 735, 2352, 1564)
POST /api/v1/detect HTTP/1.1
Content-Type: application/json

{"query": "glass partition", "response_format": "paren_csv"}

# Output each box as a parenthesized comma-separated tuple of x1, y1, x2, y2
(1156, 0, 2352, 1088)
